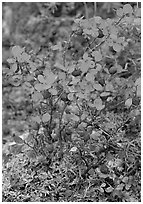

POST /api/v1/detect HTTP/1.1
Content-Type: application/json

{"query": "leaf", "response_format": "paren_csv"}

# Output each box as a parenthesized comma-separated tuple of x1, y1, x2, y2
(67, 93, 74, 101)
(122, 176, 128, 183)
(35, 83, 51, 91)
(115, 183, 124, 191)
(105, 82, 114, 92)
(32, 91, 43, 102)
(38, 75, 46, 83)
(10, 144, 23, 155)
(27, 150, 37, 159)
(29, 62, 37, 71)
(46, 73, 57, 85)
(80, 122, 87, 128)
(94, 83, 103, 91)
(70, 147, 78, 152)
(58, 72, 66, 80)
(96, 63, 102, 71)
(116, 8, 124, 17)
(100, 92, 110, 97)
(23, 82, 34, 93)
(26, 74, 34, 82)
(54, 62, 66, 71)
(32, 116, 41, 124)
(83, 52, 89, 60)
(7, 58, 16, 63)
(90, 130, 101, 140)
(94, 98, 105, 110)
(71, 114, 79, 122)
(42, 113, 50, 122)
(123, 4, 133, 14)
(11, 63, 18, 72)
(51, 42, 62, 51)
(101, 183, 106, 188)
(105, 186, 114, 193)
(92, 51, 102, 62)
(12, 46, 24, 58)
(99, 187, 104, 193)
(80, 61, 89, 73)
(113, 43, 122, 52)
(21, 52, 30, 62)
(10, 75, 22, 86)
(136, 85, 141, 97)
(125, 98, 132, 107)
(135, 77, 141, 86)
(13, 135, 24, 144)
(86, 73, 95, 82)
(49, 88, 58, 95)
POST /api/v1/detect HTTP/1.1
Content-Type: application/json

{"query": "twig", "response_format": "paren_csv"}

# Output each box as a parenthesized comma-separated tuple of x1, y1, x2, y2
(94, 2, 97, 16)
(84, 2, 89, 19)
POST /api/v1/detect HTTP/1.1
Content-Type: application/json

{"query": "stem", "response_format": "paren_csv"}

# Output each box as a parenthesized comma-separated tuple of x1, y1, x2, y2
(84, 2, 89, 19)
(94, 2, 97, 16)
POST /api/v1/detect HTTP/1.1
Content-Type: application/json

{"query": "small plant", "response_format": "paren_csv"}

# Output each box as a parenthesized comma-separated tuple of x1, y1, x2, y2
(3, 3, 141, 202)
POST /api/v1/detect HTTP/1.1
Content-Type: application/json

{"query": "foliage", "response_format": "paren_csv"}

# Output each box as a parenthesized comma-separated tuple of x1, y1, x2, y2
(2, 3, 141, 202)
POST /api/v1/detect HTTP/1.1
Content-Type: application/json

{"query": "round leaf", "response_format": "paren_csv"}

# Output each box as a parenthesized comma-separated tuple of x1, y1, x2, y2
(42, 113, 50, 122)
(49, 88, 58, 95)
(94, 98, 105, 110)
(86, 73, 95, 82)
(116, 8, 124, 17)
(32, 91, 43, 102)
(123, 4, 133, 14)
(7, 58, 16, 63)
(92, 51, 102, 62)
(38, 75, 46, 83)
(113, 43, 122, 52)
(68, 93, 74, 101)
(12, 46, 24, 58)
(90, 130, 100, 140)
(94, 83, 103, 91)
(32, 116, 41, 124)
(125, 98, 132, 107)
(21, 52, 30, 62)
(35, 83, 51, 91)
(72, 114, 79, 122)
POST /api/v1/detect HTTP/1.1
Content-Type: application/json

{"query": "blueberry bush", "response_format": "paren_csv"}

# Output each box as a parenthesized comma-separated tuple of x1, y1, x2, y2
(2, 2, 141, 202)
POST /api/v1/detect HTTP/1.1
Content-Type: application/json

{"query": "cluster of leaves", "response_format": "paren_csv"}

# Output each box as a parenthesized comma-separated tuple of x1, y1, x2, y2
(3, 3, 141, 202)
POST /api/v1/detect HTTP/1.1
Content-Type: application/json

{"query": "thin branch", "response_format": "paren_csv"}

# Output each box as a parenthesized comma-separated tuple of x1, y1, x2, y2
(94, 2, 97, 16)
(84, 2, 89, 19)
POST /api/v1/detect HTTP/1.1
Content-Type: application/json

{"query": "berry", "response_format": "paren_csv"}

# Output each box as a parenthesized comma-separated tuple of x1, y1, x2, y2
(72, 69, 82, 77)
(43, 90, 51, 99)
(109, 66, 117, 74)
